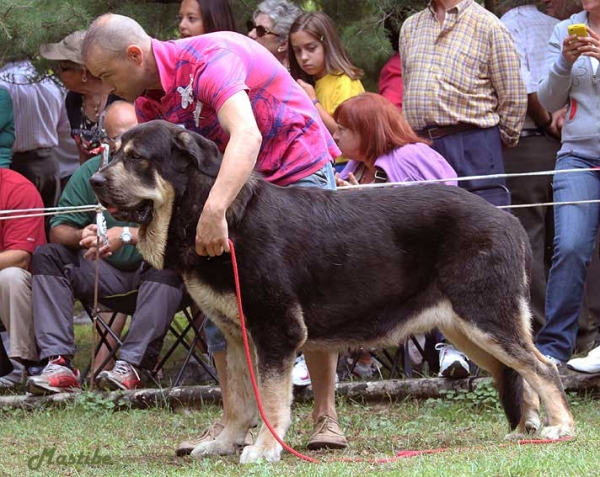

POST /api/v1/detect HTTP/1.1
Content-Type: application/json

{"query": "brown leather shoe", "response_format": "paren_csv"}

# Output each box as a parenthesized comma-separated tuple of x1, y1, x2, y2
(176, 422, 254, 456)
(306, 415, 348, 450)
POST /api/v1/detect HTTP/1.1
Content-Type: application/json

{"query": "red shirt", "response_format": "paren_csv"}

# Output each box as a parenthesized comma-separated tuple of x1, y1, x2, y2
(0, 169, 46, 255)
(378, 52, 403, 112)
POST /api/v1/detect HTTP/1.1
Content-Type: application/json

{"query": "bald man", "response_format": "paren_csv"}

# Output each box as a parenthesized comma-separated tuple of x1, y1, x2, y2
(103, 100, 139, 153)
(82, 13, 347, 458)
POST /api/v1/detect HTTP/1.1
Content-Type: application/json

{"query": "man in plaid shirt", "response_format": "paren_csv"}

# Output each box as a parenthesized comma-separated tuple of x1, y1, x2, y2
(400, 0, 527, 207)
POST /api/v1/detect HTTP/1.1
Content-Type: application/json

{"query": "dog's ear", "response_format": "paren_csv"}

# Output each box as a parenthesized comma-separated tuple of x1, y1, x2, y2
(172, 129, 222, 178)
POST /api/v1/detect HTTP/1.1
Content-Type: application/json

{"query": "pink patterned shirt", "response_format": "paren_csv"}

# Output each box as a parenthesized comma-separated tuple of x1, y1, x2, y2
(136, 33, 339, 185)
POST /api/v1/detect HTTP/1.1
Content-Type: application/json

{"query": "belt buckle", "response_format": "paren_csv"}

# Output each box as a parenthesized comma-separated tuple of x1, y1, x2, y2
(427, 127, 440, 139)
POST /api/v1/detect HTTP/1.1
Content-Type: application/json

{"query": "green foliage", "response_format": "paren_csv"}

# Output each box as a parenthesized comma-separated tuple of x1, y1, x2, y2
(0, 0, 427, 90)
(74, 391, 122, 414)
(433, 381, 501, 412)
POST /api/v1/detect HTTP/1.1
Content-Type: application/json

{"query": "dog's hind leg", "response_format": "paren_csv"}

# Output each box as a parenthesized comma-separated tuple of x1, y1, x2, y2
(191, 335, 258, 458)
(439, 324, 529, 432)
(441, 302, 573, 439)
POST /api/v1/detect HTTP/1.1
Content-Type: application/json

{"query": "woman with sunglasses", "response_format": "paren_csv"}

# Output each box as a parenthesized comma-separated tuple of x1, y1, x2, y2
(178, 0, 236, 38)
(248, 0, 303, 69)
(40, 31, 119, 164)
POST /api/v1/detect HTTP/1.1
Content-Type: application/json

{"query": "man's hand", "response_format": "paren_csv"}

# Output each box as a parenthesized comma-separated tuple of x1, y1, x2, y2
(296, 79, 317, 102)
(195, 205, 230, 257)
(80, 224, 125, 260)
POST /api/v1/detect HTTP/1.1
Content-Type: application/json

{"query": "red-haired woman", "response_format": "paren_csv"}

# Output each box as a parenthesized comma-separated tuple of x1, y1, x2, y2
(334, 93, 474, 379)
(334, 92, 457, 187)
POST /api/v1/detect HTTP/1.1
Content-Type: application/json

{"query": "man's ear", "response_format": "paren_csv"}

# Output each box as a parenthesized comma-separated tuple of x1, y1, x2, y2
(172, 129, 222, 178)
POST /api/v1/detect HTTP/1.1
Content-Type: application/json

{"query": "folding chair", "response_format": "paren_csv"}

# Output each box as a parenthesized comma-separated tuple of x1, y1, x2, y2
(79, 294, 218, 388)
(344, 332, 439, 380)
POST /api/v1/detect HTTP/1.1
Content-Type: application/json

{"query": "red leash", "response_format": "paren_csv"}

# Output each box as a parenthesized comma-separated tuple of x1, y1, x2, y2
(227, 239, 575, 464)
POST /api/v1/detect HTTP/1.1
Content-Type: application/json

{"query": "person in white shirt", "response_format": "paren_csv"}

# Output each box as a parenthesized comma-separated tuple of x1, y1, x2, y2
(0, 60, 65, 209)
(500, 0, 561, 338)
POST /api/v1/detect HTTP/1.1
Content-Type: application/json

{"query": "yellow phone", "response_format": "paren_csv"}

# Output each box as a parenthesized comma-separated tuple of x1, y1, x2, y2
(568, 24, 588, 37)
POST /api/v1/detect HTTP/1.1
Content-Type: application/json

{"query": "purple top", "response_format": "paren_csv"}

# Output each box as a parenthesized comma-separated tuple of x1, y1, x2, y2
(136, 32, 339, 186)
(339, 142, 457, 186)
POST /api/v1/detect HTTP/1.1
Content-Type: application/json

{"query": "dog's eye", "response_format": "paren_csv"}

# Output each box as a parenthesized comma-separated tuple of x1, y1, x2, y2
(130, 152, 143, 160)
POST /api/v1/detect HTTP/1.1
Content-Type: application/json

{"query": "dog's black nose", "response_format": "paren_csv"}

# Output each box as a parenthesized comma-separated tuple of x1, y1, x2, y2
(90, 172, 106, 189)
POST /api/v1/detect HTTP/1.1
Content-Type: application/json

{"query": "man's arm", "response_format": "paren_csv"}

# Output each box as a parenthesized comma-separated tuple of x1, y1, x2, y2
(195, 90, 262, 257)
(489, 24, 527, 147)
(50, 224, 84, 249)
(0, 250, 30, 271)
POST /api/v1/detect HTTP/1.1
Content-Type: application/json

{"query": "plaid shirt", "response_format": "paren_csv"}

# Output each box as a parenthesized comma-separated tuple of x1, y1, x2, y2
(400, 0, 526, 147)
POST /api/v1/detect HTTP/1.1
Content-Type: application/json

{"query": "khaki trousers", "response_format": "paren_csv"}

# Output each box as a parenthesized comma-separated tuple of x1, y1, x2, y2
(0, 267, 38, 361)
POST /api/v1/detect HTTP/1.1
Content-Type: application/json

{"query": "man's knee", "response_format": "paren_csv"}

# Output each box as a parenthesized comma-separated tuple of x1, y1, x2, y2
(31, 243, 78, 276)
(0, 267, 31, 292)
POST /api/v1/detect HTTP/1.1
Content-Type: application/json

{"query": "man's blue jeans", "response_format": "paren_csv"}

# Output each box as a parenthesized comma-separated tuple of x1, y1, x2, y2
(536, 153, 600, 361)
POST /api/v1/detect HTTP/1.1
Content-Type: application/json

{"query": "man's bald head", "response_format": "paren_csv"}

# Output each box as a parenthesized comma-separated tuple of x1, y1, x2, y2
(82, 13, 151, 63)
(103, 100, 139, 151)
(83, 13, 160, 102)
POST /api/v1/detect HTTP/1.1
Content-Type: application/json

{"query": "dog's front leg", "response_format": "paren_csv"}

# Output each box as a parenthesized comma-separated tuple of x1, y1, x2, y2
(239, 350, 296, 464)
(191, 336, 258, 458)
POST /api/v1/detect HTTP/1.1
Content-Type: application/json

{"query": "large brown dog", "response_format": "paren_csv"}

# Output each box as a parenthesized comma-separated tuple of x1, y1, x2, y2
(90, 120, 574, 464)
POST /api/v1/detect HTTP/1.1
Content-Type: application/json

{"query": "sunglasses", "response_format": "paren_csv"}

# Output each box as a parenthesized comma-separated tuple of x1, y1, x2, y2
(246, 21, 280, 38)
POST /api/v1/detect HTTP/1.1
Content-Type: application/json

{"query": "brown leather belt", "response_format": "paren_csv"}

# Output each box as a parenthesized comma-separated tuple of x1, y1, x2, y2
(418, 123, 480, 140)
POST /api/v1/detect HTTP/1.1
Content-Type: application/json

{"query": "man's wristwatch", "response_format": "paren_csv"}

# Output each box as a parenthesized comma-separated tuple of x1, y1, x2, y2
(120, 226, 132, 245)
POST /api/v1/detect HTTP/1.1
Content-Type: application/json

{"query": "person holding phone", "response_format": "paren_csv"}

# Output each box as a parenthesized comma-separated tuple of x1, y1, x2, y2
(536, 1, 600, 368)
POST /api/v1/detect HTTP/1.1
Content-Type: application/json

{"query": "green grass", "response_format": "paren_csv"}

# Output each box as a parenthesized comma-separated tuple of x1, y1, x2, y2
(2, 318, 599, 476)
(0, 393, 598, 476)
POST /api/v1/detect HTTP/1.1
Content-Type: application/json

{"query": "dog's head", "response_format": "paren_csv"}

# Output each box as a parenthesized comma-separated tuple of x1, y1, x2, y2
(90, 120, 222, 225)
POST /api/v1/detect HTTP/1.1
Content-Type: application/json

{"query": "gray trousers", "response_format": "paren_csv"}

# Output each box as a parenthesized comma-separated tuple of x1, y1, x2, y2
(31, 244, 183, 366)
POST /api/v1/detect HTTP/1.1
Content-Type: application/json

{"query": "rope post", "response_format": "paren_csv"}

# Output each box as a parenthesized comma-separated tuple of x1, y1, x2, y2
(89, 143, 111, 390)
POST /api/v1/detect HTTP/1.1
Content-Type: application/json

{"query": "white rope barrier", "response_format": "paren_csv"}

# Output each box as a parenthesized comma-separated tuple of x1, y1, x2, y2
(336, 166, 600, 190)
(0, 204, 104, 221)
(2, 166, 600, 221)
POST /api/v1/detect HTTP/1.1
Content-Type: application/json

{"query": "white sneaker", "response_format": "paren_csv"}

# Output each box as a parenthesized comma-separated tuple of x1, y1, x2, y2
(435, 343, 470, 378)
(544, 355, 565, 367)
(567, 345, 600, 374)
(292, 354, 311, 387)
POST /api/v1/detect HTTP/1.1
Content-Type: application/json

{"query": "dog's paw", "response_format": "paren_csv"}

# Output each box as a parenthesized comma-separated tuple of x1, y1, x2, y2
(540, 425, 575, 440)
(239, 444, 282, 464)
(190, 439, 237, 458)
(524, 416, 541, 434)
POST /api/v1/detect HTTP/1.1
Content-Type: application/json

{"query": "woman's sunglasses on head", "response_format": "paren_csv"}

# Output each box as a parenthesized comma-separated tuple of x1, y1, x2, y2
(246, 21, 280, 38)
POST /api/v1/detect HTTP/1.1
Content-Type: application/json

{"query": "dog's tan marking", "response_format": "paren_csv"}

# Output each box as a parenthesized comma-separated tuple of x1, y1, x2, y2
(136, 173, 175, 270)
(438, 303, 574, 438)
(184, 275, 240, 331)
(191, 336, 259, 458)
(301, 299, 455, 352)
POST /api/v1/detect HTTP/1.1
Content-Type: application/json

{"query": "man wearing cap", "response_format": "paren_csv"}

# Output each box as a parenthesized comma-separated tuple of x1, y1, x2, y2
(40, 31, 118, 164)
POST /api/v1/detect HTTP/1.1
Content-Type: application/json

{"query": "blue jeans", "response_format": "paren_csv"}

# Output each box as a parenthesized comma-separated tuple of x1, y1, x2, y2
(205, 162, 337, 353)
(536, 153, 600, 361)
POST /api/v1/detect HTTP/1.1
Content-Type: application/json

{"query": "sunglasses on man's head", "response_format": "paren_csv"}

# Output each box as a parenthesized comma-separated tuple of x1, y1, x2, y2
(246, 21, 280, 38)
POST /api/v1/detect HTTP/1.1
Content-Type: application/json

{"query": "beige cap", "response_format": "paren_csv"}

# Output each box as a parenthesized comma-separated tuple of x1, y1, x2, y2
(40, 31, 86, 65)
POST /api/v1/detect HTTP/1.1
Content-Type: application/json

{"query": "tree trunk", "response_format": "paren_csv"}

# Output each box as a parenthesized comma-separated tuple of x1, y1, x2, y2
(2, 373, 598, 410)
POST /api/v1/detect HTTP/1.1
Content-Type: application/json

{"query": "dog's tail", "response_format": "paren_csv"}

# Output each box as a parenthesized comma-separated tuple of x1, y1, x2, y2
(497, 365, 524, 430)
